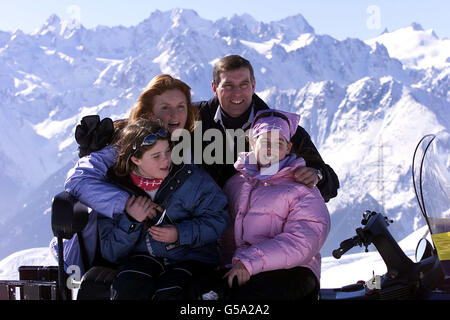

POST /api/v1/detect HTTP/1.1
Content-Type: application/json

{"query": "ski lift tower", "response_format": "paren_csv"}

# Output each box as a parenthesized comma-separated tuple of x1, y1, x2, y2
(366, 138, 397, 212)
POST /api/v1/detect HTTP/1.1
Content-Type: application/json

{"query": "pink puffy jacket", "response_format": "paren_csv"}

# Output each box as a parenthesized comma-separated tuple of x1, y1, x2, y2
(222, 153, 330, 281)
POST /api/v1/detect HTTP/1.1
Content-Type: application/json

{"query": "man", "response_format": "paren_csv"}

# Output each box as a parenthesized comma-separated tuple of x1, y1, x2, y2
(194, 55, 339, 202)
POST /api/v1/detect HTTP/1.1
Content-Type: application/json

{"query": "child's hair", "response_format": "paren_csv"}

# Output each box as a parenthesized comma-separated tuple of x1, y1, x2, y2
(110, 119, 129, 144)
(113, 118, 171, 177)
(128, 74, 199, 132)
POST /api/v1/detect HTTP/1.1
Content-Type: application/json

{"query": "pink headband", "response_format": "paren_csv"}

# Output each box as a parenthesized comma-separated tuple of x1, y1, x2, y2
(249, 110, 301, 141)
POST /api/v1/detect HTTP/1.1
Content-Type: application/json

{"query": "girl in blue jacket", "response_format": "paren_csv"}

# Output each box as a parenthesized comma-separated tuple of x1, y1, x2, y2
(53, 74, 215, 277)
(100, 118, 229, 300)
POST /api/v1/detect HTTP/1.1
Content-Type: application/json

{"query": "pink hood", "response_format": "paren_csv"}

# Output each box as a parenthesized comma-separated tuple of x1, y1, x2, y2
(222, 152, 330, 281)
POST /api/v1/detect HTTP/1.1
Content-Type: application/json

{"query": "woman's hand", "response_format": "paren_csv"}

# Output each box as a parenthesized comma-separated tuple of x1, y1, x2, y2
(149, 225, 179, 243)
(125, 195, 162, 222)
(224, 260, 251, 288)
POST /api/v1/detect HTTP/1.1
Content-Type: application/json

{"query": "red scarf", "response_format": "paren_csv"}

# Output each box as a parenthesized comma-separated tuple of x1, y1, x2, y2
(130, 172, 163, 191)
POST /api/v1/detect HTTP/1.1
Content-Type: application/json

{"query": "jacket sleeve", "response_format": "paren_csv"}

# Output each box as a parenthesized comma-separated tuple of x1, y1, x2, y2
(97, 213, 144, 264)
(218, 174, 244, 266)
(291, 126, 340, 202)
(233, 188, 330, 276)
(175, 170, 231, 248)
(64, 145, 130, 218)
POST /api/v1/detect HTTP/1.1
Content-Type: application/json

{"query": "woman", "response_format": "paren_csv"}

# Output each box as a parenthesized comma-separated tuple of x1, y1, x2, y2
(51, 74, 206, 276)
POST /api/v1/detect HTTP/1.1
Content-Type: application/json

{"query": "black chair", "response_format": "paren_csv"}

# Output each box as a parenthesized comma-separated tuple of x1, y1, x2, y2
(51, 191, 118, 300)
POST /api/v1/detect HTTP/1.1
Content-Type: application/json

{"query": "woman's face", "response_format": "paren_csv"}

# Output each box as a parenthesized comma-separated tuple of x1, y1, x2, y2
(151, 89, 188, 136)
(131, 139, 171, 179)
(251, 131, 292, 167)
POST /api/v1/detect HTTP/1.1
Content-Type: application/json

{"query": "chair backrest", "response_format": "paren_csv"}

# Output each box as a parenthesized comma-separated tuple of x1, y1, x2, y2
(51, 192, 89, 239)
(51, 191, 89, 300)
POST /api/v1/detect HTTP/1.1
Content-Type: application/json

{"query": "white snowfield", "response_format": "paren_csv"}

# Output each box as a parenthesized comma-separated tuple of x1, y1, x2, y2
(321, 225, 430, 288)
(365, 23, 450, 70)
(0, 247, 57, 281)
(0, 226, 430, 289)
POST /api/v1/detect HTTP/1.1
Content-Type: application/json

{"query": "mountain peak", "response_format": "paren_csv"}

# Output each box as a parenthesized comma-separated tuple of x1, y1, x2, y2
(46, 14, 62, 26)
(410, 22, 424, 31)
(220, 12, 258, 29)
(170, 7, 199, 19)
(32, 14, 62, 35)
(429, 29, 439, 39)
(276, 13, 315, 34)
(230, 12, 257, 21)
(32, 13, 84, 39)
(381, 27, 389, 35)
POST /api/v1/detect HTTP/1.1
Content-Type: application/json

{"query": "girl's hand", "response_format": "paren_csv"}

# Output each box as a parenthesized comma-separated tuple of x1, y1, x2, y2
(224, 260, 251, 288)
(149, 225, 179, 243)
(125, 195, 162, 222)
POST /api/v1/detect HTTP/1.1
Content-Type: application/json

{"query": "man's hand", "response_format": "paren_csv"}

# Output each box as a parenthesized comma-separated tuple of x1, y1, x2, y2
(224, 260, 251, 288)
(149, 225, 179, 243)
(293, 167, 320, 188)
(125, 195, 162, 222)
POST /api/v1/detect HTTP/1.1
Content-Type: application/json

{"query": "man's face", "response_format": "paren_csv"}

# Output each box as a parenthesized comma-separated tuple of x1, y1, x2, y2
(212, 67, 255, 118)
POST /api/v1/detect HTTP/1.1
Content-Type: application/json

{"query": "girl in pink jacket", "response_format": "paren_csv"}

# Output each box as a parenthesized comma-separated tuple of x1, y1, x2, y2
(223, 109, 330, 300)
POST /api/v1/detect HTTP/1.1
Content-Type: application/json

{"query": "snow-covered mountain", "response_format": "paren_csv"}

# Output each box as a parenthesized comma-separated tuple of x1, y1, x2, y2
(366, 22, 450, 70)
(0, 8, 448, 261)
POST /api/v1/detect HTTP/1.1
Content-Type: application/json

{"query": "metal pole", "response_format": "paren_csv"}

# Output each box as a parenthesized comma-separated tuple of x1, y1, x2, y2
(57, 236, 67, 300)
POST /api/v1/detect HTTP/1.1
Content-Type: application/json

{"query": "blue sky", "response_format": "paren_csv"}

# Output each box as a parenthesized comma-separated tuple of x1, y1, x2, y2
(1, 0, 449, 40)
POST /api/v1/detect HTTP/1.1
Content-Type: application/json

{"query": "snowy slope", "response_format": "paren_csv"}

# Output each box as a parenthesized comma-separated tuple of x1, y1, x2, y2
(0, 247, 56, 281)
(321, 225, 430, 288)
(0, 163, 71, 257)
(0, 8, 448, 260)
(366, 23, 450, 70)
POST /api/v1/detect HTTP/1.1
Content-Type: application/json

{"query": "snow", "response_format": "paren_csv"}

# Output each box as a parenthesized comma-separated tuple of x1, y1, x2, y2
(0, 247, 56, 281)
(366, 23, 450, 70)
(239, 34, 315, 58)
(282, 33, 315, 52)
(240, 38, 280, 55)
(0, 8, 448, 280)
(321, 225, 430, 288)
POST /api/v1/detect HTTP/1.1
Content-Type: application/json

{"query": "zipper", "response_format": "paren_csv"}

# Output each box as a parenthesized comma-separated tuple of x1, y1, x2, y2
(154, 164, 185, 200)
(145, 165, 188, 256)
(241, 179, 260, 242)
(153, 164, 187, 223)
